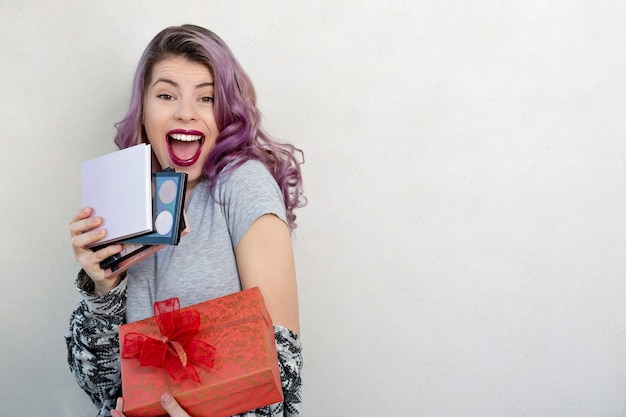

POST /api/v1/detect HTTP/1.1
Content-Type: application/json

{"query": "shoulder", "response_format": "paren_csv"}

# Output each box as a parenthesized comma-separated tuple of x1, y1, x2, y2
(216, 159, 281, 201)
(214, 159, 287, 247)
(218, 159, 275, 187)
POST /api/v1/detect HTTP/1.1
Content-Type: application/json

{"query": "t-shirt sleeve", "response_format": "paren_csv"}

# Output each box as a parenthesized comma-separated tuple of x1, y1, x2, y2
(217, 160, 287, 249)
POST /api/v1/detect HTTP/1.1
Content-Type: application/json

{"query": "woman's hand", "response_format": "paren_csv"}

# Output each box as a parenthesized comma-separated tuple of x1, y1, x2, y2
(110, 394, 190, 417)
(69, 207, 123, 295)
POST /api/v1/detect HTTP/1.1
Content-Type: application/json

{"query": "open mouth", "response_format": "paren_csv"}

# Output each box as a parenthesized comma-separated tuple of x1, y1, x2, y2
(166, 130, 205, 167)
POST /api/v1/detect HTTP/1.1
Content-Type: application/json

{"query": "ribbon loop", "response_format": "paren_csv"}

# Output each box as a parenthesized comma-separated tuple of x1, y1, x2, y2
(122, 297, 216, 382)
(169, 340, 188, 367)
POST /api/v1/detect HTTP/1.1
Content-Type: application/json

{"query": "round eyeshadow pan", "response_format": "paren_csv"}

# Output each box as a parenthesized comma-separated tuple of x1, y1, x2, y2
(155, 210, 174, 235)
(158, 179, 177, 204)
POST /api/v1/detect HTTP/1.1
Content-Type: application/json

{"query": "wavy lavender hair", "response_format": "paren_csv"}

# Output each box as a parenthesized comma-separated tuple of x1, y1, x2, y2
(114, 24, 305, 229)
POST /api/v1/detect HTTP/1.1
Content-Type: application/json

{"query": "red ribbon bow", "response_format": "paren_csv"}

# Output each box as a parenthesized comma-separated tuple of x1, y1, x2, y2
(122, 298, 216, 382)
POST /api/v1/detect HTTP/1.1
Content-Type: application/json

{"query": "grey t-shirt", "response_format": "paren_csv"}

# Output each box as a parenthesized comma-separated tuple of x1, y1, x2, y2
(126, 159, 287, 322)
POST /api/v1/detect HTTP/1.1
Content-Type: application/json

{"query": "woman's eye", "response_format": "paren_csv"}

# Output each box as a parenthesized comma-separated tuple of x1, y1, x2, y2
(157, 94, 173, 100)
(200, 96, 214, 103)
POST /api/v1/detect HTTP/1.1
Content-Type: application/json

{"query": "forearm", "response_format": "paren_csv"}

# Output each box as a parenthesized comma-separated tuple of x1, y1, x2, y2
(65, 270, 128, 416)
(274, 324, 303, 417)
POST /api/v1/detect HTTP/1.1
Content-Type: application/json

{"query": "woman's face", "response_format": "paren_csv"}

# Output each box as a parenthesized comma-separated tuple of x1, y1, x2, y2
(143, 55, 219, 192)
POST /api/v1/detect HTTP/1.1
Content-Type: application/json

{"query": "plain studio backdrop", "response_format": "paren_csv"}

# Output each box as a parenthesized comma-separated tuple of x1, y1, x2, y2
(2, 1, 626, 416)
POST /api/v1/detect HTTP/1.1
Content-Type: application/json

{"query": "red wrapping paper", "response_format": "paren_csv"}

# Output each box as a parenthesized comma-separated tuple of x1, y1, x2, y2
(119, 287, 283, 417)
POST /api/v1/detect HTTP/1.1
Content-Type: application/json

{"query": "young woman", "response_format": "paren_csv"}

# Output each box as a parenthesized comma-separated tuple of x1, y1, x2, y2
(66, 24, 304, 417)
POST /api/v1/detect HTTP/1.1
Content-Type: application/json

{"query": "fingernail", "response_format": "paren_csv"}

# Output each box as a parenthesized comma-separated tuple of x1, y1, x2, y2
(161, 392, 172, 403)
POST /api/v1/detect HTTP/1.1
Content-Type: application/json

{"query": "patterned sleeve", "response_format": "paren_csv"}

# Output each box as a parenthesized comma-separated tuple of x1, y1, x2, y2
(65, 270, 128, 417)
(234, 325, 303, 417)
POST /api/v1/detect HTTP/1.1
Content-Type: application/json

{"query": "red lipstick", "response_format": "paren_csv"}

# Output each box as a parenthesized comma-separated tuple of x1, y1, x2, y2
(166, 129, 205, 167)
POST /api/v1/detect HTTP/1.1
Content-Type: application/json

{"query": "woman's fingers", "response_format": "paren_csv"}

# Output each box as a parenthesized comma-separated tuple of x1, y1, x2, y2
(69, 206, 124, 289)
(69, 207, 94, 233)
(70, 214, 102, 239)
(76, 243, 123, 266)
(109, 394, 190, 417)
(161, 393, 190, 417)
(70, 206, 92, 223)
(110, 397, 125, 417)
(78, 244, 123, 284)
(69, 207, 106, 251)
(71, 228, 106, 252)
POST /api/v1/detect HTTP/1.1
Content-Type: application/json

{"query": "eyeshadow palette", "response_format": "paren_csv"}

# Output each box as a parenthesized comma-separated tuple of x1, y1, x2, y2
(99, 242, 151, 270)
(123, 170, 188, 245)
(98, 169, 189, 274)
(102, 244, 166, 278)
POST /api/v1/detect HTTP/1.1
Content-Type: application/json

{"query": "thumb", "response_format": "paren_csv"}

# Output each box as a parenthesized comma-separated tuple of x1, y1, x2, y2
(161, 392, 189, 417)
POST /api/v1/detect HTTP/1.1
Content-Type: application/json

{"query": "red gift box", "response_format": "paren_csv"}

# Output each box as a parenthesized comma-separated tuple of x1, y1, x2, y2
(119, 287, 283, 417)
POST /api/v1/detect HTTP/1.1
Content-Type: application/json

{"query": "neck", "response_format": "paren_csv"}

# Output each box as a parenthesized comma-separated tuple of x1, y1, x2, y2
(185, 177, 201, 205)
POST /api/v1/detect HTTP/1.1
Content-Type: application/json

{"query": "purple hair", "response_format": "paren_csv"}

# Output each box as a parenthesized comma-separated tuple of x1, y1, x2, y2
(114, 24, 305, 229)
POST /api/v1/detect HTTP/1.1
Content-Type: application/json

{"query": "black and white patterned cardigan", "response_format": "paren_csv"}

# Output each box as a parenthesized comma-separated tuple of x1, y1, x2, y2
(65, 271, 303, 417)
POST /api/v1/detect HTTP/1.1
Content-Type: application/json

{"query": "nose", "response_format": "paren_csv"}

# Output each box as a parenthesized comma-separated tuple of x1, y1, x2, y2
(174, 98, 198, 122)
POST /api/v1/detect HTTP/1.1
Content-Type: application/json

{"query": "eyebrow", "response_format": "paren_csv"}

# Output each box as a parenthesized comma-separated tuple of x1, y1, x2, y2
(152, 78, 214, 88)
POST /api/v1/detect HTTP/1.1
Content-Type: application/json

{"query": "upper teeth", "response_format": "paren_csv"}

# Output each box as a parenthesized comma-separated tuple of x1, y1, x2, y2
(169, 133, 202, 141)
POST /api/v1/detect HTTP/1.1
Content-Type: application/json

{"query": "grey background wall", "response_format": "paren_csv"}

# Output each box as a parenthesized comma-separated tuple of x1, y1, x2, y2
(2, 1, 626, 416)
